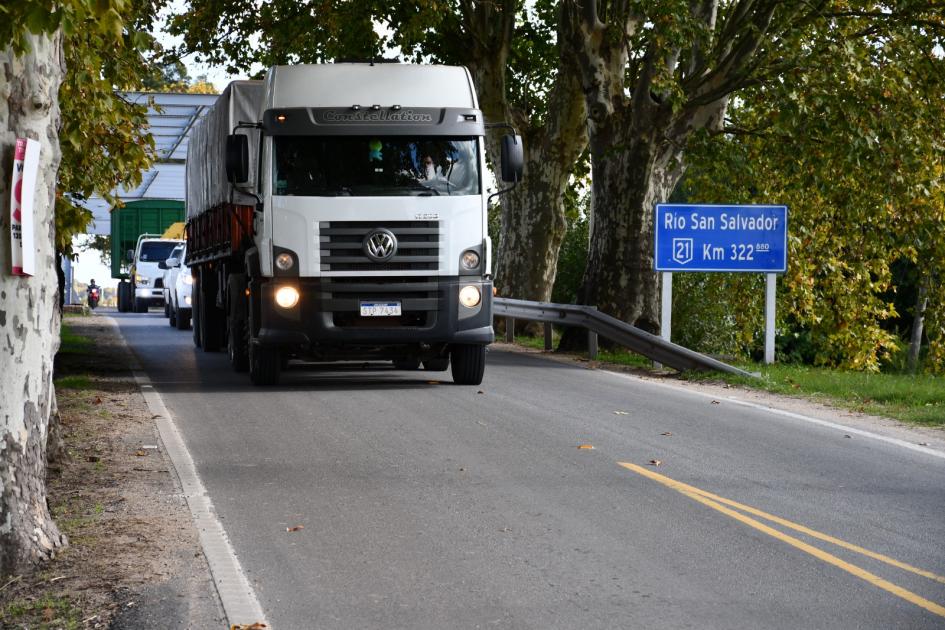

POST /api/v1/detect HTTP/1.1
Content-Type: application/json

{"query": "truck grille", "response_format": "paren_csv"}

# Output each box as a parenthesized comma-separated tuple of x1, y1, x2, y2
(319, 221, 440, 272)
(318, 277, 440, 328)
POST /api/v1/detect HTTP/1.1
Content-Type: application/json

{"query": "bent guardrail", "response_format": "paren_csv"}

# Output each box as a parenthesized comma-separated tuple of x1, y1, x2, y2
(493, 297, 755, 378)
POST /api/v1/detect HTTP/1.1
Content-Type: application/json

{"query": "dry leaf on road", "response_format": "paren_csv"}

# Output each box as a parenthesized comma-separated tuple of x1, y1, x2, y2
(577, 444, 595, 450)
(286, 525, 304, 533)
(614, 411, 629, 415)
(648, 459, 662, 467)
(711, 400, 720, 405)
(661, 432, 673, 436)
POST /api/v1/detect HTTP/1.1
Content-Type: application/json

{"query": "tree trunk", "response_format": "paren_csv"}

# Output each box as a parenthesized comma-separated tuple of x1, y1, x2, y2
(0, 32, 68, 576)
(908, 276, 929, 374)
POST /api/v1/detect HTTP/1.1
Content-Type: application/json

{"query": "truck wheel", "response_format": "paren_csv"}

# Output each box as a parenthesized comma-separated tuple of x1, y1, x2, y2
(249, 343, 280, 386)
(199, 287, 221, 351)
(422, 357, 449, 371)
(393, 358, 421, 370)
(450, 344, 485, 385)
(134, 297, 149, 313)
(176, 309, 190, 330)
(164, 301, 171, 318)
(227, 275, 249, 372)
(169, 305, 177, 327)
(116, 282, 127, 312)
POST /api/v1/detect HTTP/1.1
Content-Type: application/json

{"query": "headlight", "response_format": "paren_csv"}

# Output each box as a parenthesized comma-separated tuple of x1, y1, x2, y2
(459, 285, 481, 308)
(183, 273, 194, 285)
(276, 252, 294, 271)
(184, 296, 192, 306)
(461, 250, 480, 270)
(274, 286, 300, 309)
(135, 274, 148, 286)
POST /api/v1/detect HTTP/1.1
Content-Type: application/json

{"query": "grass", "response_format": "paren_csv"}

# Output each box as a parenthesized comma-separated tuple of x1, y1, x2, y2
(510, 333, 945, 427)
(54, 375, 93, 390)
(59, 322, 91, 354)
(1, 594, 84, 629)
(686, 364, 945, 426)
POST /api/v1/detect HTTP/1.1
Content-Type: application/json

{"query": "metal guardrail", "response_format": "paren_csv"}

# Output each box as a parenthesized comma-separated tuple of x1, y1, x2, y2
(493, 297, 755, 378)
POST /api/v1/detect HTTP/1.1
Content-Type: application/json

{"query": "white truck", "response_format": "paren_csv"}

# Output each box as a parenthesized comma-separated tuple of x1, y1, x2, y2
(185, 64, 522, 385)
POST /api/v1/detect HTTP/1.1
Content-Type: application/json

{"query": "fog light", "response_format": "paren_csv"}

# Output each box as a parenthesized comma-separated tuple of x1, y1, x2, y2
(459, 285, 481, 308)
(184, 296, 191, 306)
(275, 286, 300, 308)
(276, 252, 294, 271)
(461, 250, 480, 270)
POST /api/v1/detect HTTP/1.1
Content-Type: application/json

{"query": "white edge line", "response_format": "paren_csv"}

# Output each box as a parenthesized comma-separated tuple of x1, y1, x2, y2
(598, 368, 945, 461)
(105, 316, 270, 628)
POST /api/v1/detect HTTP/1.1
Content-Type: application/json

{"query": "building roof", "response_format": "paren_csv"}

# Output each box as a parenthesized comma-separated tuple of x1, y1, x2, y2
(82, 91, 219, 235)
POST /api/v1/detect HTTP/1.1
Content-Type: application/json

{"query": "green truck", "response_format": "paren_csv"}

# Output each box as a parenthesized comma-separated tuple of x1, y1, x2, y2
(110, 199, 185, 311)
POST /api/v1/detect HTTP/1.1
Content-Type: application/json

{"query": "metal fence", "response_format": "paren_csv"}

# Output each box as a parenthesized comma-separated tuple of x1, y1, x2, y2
(493, 297, 754, 378)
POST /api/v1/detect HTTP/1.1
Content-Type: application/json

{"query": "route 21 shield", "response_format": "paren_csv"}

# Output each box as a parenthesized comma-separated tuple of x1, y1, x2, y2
(672, 238, 693, 265)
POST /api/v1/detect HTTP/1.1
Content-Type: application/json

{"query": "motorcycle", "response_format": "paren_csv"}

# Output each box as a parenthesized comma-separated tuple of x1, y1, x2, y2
(88, 287, 100, 309)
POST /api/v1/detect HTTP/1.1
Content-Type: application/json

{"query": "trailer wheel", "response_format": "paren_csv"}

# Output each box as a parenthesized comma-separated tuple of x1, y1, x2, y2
(227, 274, 249, 372)
(134, 297, 149, 313)
(422, 357, 449, 372)
(117, 282, 129, 312)
(450, 344, 485, 385)
(176, 308, 190, 330)
(199, 270, 225, 352)
(249, 343, 280, 386)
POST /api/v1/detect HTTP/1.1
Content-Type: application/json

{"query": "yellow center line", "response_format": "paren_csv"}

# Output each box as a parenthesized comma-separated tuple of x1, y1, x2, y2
(618, 462, 945, 619)
(618, 462, 945, 585)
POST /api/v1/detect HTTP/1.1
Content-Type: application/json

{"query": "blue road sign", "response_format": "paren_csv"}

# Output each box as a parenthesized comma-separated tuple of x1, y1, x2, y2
(655, 204, 788, 272)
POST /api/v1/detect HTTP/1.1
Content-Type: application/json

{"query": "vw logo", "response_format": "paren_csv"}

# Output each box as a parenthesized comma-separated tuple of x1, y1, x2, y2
(362, 229, 398, 262)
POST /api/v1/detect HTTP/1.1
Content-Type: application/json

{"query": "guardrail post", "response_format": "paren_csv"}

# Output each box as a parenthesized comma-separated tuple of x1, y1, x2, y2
(587, 307, 598, 360)
(505, 317, 515, 343)
(544, 323, 553, 351)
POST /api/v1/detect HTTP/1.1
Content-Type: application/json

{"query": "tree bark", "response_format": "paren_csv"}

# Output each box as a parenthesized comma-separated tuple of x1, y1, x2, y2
(0, 32, 68, 576)
(908, 276, 929, 374)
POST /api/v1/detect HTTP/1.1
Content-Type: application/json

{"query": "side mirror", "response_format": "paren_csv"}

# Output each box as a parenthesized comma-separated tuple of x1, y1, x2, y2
(126, 249, 134, 262)
(226, 134, 249, 183)
(500, 134, 524, 183)
(158, 261, 168, 270)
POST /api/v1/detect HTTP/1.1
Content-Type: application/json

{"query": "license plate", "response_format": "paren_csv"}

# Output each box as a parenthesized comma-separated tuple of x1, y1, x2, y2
(360, 301, 402, 317)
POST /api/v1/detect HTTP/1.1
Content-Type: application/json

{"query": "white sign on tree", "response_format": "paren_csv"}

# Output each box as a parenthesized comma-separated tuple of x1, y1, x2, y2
(9, 137, 40, 276)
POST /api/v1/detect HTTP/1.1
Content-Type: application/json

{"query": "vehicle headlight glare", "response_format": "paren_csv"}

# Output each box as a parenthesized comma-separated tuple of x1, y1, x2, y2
(275, 286, 300, 309)
(183, 274, 194, 285)
(184, 296, 192, 306)
(461, 250, 480, 270)
(276, 252, 294, 271)
(459, 285, 481, 308)
(135, 274, 147, 286)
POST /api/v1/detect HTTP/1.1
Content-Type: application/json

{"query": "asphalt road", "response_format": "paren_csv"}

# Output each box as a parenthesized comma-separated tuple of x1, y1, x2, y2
(112, 309, 945, 630)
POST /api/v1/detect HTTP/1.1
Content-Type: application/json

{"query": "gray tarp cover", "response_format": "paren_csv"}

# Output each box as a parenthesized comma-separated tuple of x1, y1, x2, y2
(185, 80, 265, 219)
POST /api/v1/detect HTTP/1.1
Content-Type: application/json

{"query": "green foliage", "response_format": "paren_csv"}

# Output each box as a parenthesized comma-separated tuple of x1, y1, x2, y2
(682, 8, 945, 372)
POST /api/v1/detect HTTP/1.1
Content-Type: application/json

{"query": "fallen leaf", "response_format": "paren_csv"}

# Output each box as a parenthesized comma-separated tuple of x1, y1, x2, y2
(577, 444, 595, 450)
(286, 525, 304, 533)
(648, 459, 662, 467)
(92, 397, 102, 405)
(613, 411, 629, 415)
(477, 390, 484, 394)
(42, 607, 54, 622)
(231, 624, 268, 630)
(711, 400, 720, 405)
(843, 435, 851, 439)
(135, 449, 147, 457)
(661, 432, 673, 436)
(151, 414, 162, 419)
(919, 442, 930, 446)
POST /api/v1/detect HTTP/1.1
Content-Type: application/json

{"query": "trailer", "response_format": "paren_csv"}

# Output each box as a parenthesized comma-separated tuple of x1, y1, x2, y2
(110, 199, 185, 312)
(185, 64, 522, 386)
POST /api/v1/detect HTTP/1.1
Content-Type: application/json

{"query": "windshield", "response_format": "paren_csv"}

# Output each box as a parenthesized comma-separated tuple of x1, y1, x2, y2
(273, 136, 480, 197)
(139, 241, 180, 262)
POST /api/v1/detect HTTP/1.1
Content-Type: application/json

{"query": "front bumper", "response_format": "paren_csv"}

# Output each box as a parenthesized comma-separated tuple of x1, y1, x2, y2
(135, 287, 165, 304)
(255, 276, 493, 349)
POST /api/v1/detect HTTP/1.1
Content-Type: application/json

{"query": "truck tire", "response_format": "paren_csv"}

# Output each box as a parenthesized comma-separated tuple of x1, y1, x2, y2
(118, 282, 132, 312)
(227, 274, 249, 372)
(164, 301, 171, 318)
(176, 308, 190, 330)
(199, 270, 225, 352)
(168, 304, 177, 327)
(422, 357, 449, 371)
(450, 344, 485, 385)
(134, 297, 149, 313)
(116, 282, 126, 312)
(249, 343, 280, 386)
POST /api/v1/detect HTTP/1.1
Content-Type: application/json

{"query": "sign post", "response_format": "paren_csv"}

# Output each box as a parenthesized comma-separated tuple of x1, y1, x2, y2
(654, 203, 788, 365)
